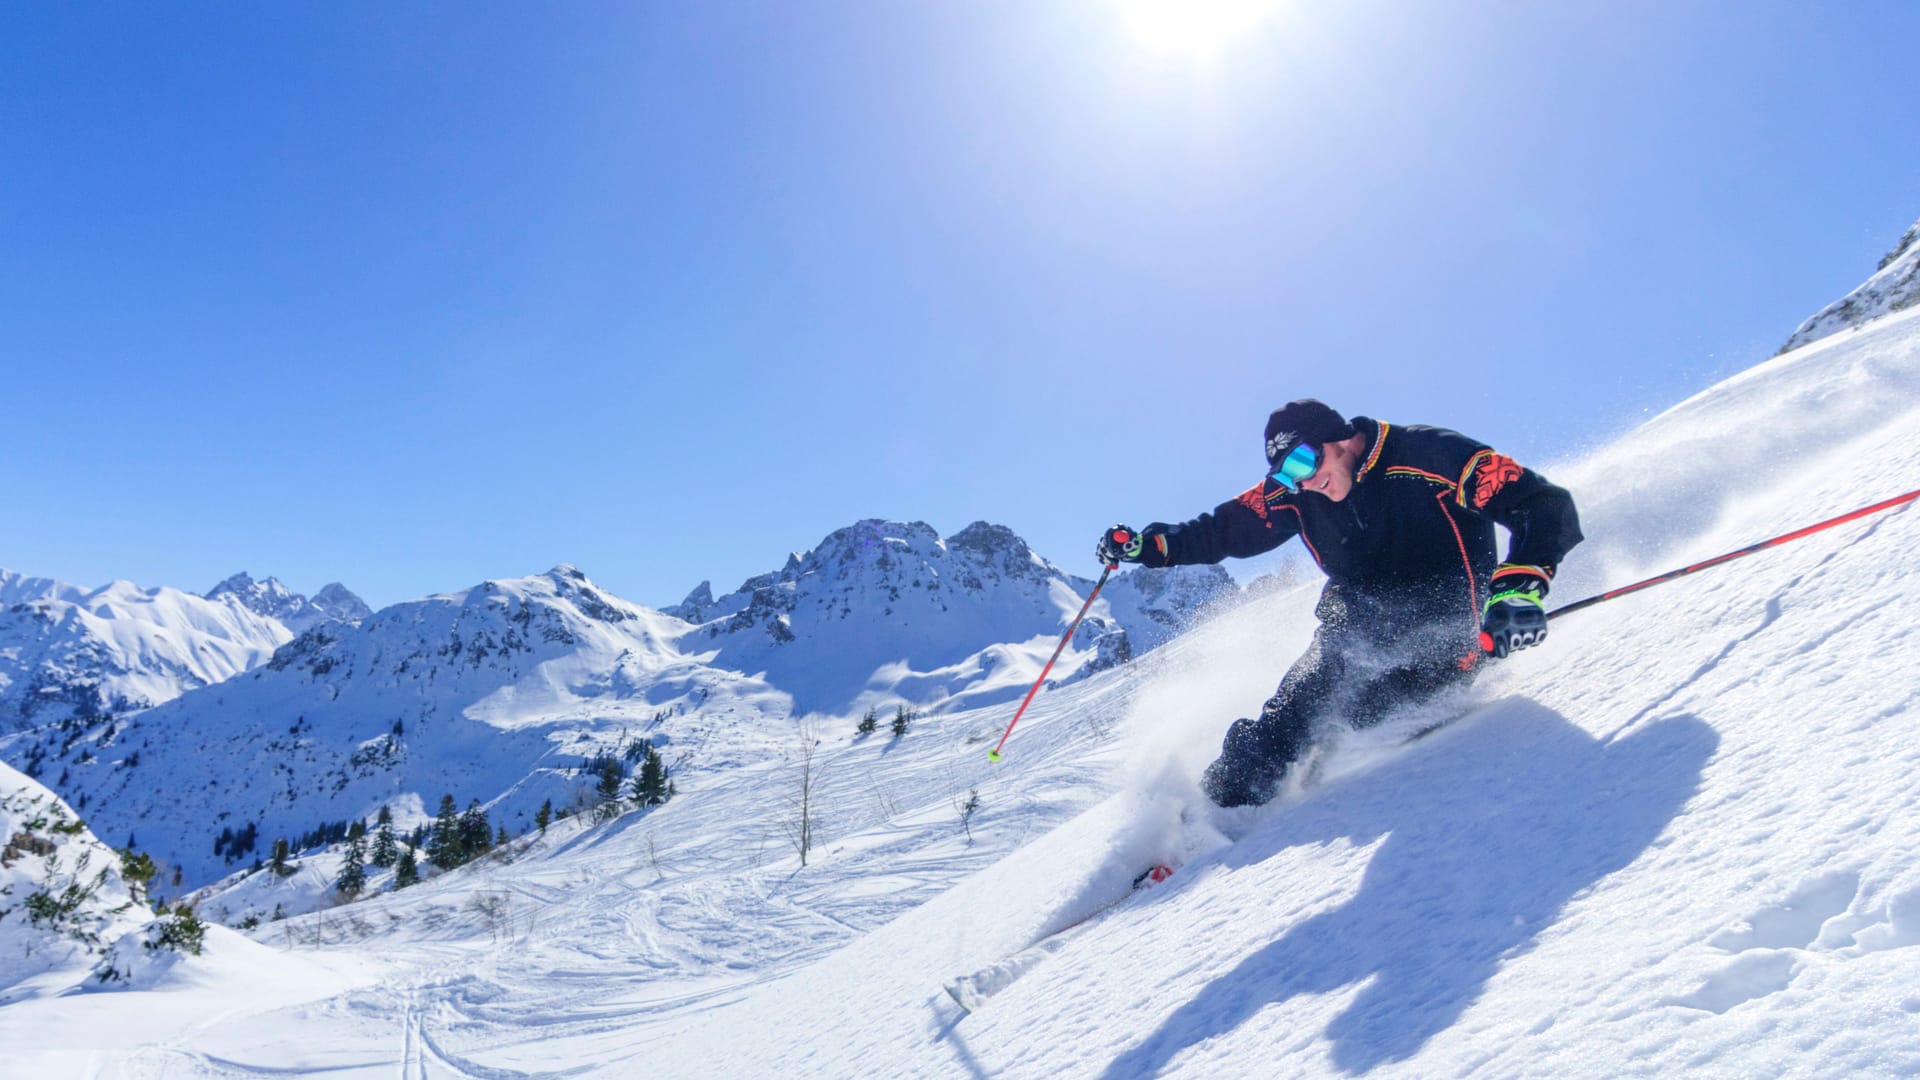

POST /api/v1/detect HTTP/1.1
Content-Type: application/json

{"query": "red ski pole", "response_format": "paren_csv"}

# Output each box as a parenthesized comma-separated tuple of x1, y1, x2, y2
(988, 530, 1129, 762)
(1484, 486, 1920, 652)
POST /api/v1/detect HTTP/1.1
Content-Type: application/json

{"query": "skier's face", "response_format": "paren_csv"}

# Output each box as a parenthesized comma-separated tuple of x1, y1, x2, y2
(1300, 435, 1362, 502)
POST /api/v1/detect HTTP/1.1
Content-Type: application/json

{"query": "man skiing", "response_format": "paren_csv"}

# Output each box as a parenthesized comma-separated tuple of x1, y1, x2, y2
(1097, 399, 1583, 807)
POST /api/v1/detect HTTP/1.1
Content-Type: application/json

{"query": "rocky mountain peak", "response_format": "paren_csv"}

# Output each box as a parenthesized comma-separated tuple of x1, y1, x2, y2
(529, 565, 632, 624)
(805, 520, 939, 568)
(310, 583, 373, 625)
(1781, 215, 1920, 353)
(205, 572, 369, 634)
(664, 581, 716, 623)
(945, 521, 1042, 580)
(206, 571, 294, 607)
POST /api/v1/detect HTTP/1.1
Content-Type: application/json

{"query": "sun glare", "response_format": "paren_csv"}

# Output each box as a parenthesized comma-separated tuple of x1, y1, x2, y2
(1117, 0, 1287, 60)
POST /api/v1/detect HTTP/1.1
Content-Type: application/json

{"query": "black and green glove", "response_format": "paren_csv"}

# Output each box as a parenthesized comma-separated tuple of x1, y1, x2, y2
(1480, 565, 1551, 659)
(1095, 524, 1146, 566)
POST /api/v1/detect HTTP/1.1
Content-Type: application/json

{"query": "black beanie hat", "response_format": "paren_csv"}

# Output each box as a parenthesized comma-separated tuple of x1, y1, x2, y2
(1264, 399, 1355, 467)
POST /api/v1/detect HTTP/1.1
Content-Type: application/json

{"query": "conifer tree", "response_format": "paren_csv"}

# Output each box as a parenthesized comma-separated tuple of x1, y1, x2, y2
(427, 794, 464, 870)
(535, 799, 553, 833)
(118, 846, 157, 908)
(856, 707, 878, 736)
(634, 745, 671, 807)
(394, 844, 420, 889)
(595, 756, 625, 804)
(458, 800, 492, 857)
(335, 833, 367, 899)
(891, 705, 913, 738)
(370, 817, 399, 869)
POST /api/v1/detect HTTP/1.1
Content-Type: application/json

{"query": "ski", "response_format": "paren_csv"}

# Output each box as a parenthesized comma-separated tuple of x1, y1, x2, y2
(943, 863, 1176, 1013)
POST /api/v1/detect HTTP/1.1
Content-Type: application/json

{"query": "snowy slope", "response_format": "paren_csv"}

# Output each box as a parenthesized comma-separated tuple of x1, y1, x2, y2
(4, 310, 1920, 1073)
(0, 571, 291, 732)
(1782, 216, 1920, 353)
(1, 757, 366, 1064)
(594, 305, 1920, 1078)
(0, 759, 152, 995)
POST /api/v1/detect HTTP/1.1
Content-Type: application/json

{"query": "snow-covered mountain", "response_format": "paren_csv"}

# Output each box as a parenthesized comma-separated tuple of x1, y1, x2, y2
(0, 570, 291, 733)
(30, 564, 768, 888)
(1781, 215, 1920, 352)
(26, 517, 1231, 895)
(666, 518, 1236, 714)
(204, 572, 371, 634)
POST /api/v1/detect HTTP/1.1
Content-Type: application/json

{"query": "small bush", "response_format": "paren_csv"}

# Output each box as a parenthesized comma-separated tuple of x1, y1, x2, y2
(148, 904, 206, 956)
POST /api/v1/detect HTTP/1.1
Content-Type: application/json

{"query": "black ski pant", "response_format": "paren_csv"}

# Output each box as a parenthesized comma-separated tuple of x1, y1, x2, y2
(1201, 620, 1479, 808)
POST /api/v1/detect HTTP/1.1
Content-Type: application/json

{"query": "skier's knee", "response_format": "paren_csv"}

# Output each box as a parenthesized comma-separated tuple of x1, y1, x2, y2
(1202, 754, 1278, 808)
(1202, 716, 1306, 808)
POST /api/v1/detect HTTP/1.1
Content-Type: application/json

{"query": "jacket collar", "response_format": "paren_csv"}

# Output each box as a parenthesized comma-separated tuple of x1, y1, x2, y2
(1352, 416, 1389, 483)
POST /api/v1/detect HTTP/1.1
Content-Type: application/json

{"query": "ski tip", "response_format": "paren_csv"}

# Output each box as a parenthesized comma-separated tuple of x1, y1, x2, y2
(1131, 863, 1176, 890)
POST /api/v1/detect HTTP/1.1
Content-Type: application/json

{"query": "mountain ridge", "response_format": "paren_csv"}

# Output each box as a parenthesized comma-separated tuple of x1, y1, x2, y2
(1781, 215, 1920, 353)
(2, 521, 1234, 894)
(205, 572, 371, 634)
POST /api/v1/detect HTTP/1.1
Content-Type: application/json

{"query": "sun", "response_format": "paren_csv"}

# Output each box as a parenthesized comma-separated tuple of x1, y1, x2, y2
(1116, 0, 1288, 60)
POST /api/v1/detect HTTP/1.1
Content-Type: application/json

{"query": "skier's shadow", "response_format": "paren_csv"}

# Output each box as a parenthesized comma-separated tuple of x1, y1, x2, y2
(1100, 701, 1717, 1078)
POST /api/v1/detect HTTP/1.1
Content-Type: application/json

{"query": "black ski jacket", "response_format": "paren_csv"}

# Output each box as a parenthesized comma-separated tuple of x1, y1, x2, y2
(1136, 417, 1583, 651)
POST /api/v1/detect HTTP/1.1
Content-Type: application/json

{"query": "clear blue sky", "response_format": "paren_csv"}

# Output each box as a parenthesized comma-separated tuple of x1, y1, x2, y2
(4, 2, 1917, 610)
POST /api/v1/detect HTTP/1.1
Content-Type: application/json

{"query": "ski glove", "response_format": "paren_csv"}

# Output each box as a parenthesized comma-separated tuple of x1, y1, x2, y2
(1095, 524, 1146, 566)
(1480, 565, 1551, 659)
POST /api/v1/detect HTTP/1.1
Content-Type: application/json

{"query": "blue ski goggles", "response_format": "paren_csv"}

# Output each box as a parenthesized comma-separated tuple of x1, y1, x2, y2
(1270, 442, 1322, 492)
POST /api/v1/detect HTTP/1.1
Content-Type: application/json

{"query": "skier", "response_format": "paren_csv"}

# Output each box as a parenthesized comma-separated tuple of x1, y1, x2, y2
(1098, 399, 1583, 807)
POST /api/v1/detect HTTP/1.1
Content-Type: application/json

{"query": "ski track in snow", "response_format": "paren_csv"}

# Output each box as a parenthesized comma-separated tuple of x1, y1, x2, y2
(4, 307, 1920, 1077)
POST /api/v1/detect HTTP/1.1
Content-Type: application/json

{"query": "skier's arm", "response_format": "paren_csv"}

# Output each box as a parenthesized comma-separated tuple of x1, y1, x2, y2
(1134, 482, 1300, 567)
(1448, 440, 1584, 578)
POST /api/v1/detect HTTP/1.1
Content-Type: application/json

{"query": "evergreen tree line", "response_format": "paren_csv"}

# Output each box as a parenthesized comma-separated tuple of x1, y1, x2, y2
(213, 822, 260, 863)
(296, 819, 359, 851)
(336, 799, 509, 898)
(855, 704, 919, 738)
(321, 746, 680, 902)
(586, 740, 676, 818)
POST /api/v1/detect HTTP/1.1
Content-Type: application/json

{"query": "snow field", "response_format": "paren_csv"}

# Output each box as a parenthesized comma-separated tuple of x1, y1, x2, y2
(1, 308, 1919, 1076)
